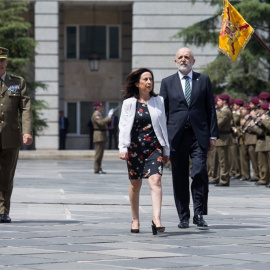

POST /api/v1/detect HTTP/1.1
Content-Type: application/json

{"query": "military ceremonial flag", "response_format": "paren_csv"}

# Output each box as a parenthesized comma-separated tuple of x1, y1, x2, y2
(219, 0, 254, 62)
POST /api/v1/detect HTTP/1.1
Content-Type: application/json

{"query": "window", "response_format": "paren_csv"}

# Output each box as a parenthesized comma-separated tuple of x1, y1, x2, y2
(67, 103, 77, 134)
(80, 102, 94, 135)
(66, 25, 120, 60)
(66, 26, 77, 59)
(109, 27, 119, 59)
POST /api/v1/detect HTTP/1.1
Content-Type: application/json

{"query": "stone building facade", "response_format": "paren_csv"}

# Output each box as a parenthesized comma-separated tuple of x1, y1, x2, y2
(31, 0, 218, 149)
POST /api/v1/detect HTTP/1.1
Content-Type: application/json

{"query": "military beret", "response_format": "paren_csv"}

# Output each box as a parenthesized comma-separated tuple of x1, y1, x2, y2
(229, 98, 234, 105)
(260, 103, 269, 110)
(93, 102, 102, 107)
(234, 99, 244, 106)
(258, 92, 270, 100)
(0, 47, 8, 58)
(218, 94, 230, 100)
(243, 104, 251, 109)
(250, 97, 259, 105)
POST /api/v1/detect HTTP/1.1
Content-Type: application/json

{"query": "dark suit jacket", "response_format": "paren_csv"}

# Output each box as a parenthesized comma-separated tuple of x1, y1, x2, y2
(59, 117, 69, 134)
(160, 71, 218, 151)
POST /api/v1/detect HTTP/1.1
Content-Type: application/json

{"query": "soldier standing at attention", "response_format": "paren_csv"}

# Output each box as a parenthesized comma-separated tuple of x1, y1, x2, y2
(250, 103, 270, 186)
(248, 97, 260, 182)
(230, 99, 244, 180)
(214, 94, 233, 187)
(237, 104, 253, 181)
(91, 102, 113, 174)
(208, 97, 220, 184)
(260, 102, 270, 188)
(0, 47, 33, 223)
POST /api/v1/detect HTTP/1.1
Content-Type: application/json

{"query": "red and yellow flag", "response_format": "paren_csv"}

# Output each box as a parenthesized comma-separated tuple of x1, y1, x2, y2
(219, 0, 254, 62)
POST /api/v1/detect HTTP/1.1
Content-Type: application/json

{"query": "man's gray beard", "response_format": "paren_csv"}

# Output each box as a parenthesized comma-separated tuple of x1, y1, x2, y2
(177, 63, 192, 73)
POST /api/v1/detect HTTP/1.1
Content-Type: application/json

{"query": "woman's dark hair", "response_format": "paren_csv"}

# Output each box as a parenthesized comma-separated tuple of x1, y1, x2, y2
(121, 68, 157, 100)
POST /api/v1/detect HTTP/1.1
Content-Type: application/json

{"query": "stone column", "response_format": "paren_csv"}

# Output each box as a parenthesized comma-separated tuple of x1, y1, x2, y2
(34, 1, 59, 149)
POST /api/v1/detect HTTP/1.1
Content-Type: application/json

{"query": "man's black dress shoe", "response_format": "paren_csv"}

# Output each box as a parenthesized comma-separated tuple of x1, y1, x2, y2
(265, 184, 270, 188)
(193, 215, 208, 228)
(230, 176, 240, 180)
(209, 180, 218, 184)
(215, 183, 229, 187)
(249, 178, 258, 182)
(239, 178, 249, 181)
(255, 182, 266, 186)
(178, 218, 189, 229)
(95, 170, 107, 174)
(1, 214, 11, 223)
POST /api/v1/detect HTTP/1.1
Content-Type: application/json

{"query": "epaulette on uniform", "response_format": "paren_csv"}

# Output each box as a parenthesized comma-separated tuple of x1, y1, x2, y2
(10, 74, 22, 79)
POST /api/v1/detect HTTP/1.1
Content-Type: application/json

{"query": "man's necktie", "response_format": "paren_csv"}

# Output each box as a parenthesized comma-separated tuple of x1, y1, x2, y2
(183, 76, 191, 106)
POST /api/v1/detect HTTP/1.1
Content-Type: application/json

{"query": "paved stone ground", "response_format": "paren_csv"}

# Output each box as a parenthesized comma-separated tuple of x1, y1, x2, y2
(1, 157, 270, 270)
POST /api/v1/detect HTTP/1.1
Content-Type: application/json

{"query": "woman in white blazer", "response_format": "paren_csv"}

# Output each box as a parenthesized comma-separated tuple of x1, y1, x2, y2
(118, 68, 170, 235)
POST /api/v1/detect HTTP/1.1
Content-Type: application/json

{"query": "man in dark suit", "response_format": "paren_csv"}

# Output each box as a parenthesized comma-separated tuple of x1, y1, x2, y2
(160, 47, 218, 229)
(59, 110, 69, 150)
(108, 112, 119, 149)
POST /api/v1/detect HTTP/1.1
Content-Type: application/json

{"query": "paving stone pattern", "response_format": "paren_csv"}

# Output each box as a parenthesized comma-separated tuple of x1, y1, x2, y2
(1, 158, 270, 269)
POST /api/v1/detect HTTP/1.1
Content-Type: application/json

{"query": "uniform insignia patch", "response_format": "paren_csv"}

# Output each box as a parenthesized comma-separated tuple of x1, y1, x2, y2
(7, 85, 20, 94)
(96, 115, 100, 119)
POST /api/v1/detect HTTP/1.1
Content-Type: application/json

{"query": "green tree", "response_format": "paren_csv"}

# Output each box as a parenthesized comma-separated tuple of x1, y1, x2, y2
(0, 0, 48, 147)
(174, 0, 270, 99)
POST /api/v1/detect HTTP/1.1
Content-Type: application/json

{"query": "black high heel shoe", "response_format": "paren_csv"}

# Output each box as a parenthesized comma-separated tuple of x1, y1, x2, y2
(131, 221, 139, 233)
(151, 220, 165, 235)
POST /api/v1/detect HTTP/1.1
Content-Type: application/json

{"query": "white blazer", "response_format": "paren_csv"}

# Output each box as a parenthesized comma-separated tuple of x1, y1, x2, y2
(118, 96, 170, 156)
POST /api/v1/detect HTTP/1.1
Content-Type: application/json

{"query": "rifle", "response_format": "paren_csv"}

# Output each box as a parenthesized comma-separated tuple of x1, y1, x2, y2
(236, 113, 260, 140)
(249, 111, 269, 128)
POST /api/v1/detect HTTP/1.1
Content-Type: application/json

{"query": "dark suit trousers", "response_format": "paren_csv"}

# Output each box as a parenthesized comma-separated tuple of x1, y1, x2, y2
(59, 129, 67, 150)
(108, 130, 118, 149)
(170, 127, 208, 221)
(0, 146, 20, 214)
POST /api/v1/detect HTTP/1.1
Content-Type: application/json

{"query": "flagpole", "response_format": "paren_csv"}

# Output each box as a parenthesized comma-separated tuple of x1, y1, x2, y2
(253, 32, 270, 53)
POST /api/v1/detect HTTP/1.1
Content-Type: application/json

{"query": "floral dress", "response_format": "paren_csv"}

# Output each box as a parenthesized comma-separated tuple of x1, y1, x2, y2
(127, 101, 164, 180)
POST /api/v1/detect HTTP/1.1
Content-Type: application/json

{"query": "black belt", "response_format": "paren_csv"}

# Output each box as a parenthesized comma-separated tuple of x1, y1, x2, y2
(219, 131, 231, 134)
(94, 129, 107, 131)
